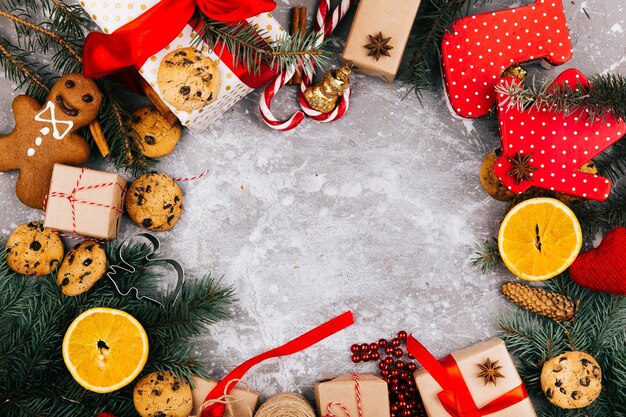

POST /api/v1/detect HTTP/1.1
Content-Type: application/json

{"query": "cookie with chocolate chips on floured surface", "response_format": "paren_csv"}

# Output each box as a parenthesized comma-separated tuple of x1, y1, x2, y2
(133, 370, 192, 417)
(157, 47, 220, 112)
(57, 241, 107, 296)
(125, 172, 183, 232)
(6, 222, 64, 276)
(540, 351, 602, 409)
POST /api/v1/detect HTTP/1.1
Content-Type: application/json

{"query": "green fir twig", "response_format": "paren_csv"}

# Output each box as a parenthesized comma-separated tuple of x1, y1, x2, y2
(403, 0, 492, 99)
(0, 239, 235, 417)
(495, 73, 626, 123)
(192, 13, 329, 76)
(470, 237, 501, 273)
(498, 274, 626, 417)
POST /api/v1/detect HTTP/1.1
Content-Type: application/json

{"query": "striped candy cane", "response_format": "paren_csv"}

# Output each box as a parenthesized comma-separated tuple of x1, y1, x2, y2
(259, 0, 356, 131)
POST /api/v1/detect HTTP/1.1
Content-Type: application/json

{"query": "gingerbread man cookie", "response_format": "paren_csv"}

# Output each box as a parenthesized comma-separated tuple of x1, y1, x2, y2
(0, 74, 102, 208)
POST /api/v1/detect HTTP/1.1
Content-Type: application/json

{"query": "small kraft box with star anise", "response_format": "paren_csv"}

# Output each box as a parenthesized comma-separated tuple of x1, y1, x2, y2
(413, 338, 537, 417)
(342, 0, 421, 83)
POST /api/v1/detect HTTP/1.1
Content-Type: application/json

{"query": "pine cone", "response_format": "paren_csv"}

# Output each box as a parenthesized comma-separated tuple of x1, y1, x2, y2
(501, 282, 578, 322)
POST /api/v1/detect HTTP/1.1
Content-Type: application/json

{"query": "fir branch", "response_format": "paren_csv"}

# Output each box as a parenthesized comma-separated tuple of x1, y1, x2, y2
(470, 237, 501, 273)
(47, 0, 90, 39)
(0, 239, 235, 417)
(495, 73, 626, 122)
(403, 0, 491, 99)
(0, 40, 50, 102)
(499, 274, 626, 417)
(192, 13, 328, 76)
(0, 9, 82, 63)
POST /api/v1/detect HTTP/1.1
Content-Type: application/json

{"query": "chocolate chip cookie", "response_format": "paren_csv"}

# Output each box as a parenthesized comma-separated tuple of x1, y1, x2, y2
(57, 241, 107, 296)
(541, 351, 602, 409)
(133, 370, 192, 417)
(127, 107, 181, 158)
(6, 222, 64, 276)
(125, 172, 183, 232)
(157, 47, 220, 112)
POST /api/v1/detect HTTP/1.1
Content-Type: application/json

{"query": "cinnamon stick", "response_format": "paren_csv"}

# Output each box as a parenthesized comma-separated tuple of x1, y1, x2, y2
(132, 72, 179, 126)
(89, 120, 110, 158)
(288, 7, 307, 85)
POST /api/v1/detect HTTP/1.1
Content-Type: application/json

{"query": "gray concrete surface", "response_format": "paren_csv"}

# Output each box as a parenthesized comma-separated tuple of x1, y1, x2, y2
(0, 0, 624, 404)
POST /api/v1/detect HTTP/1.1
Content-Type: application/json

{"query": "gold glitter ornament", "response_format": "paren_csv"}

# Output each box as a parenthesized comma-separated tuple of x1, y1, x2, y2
(303, 65, 352, 113)
(502, 65, 528, 80)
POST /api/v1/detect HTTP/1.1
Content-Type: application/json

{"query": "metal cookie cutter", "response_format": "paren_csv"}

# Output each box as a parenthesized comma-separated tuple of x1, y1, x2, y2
(105, 233, 184, 308)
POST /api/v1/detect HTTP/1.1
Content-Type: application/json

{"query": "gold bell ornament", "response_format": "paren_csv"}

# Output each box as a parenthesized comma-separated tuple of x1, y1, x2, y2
(303, 64, 352, 113)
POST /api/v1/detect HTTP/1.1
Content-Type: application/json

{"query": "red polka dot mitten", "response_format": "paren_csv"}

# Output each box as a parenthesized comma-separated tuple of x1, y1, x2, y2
(569, 227, 626, 295)
(493, 68, 626, 201)
(441, 0, 572, 118)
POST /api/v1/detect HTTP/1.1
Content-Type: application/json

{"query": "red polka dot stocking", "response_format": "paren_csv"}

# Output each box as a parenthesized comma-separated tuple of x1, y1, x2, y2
(442, 0, 573, 118)
(493, 69, 626, 201)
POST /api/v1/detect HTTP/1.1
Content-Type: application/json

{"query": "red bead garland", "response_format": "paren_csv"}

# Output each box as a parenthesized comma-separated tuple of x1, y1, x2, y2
(350, 331, 427, 417)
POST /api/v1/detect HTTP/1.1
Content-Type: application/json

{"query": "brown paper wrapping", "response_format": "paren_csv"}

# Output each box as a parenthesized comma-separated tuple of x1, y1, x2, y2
(314, 373, 390, 417)
(413, 338, 537, 417)
(191, 377, 260, 417)
(43, 164, 126, 240)
(342, 0, 422, 83)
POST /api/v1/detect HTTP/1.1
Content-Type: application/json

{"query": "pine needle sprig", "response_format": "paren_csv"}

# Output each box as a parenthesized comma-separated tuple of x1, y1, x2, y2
(495, 73, 626, 123)
(470, 237, 501, 273)
(90, 82, 155, 175)
(498, 274, 626, 417)
(0, 39, 51, 102)
(0, 9, 83, 63)
(46, 0, 91, 39)
(403, 0, 492, 99)
(0, 238, 235, 417)
(192, 13, 329, 77)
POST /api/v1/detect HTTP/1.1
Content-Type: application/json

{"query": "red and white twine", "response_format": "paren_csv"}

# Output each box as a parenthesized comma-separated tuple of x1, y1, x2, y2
(42, 167, 126, 241)
(259, 0, 356, 131)
(324, 373, 363, 417)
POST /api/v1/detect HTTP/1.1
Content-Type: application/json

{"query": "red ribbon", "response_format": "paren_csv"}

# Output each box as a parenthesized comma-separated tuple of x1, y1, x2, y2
(201, 311, 355, 417)
(406, 335, 529, 417)
(82, 0, 276, 80)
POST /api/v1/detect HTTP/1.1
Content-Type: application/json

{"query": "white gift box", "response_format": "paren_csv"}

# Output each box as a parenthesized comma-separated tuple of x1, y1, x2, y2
(80, 1, 285, 131)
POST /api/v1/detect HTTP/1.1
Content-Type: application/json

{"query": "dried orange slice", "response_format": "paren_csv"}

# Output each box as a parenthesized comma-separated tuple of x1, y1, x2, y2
(62, 307, 149, 393)
(498, 198, 582, 281)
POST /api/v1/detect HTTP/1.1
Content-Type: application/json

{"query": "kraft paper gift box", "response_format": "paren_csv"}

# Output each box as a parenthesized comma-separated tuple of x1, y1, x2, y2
(43, 164, 127, 240)
(413, 338, 537, 417)
(191, 377, 260, 417)
(342, 0, 422, 83)
(80, 1, 285, 131)
(314, 373, 390, 417)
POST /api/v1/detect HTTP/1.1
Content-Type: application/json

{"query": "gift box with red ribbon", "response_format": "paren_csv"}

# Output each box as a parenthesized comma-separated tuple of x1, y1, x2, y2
(409, 336, 536, 417)
(43, 164, 127, 240)
(80, 0, 284, 131)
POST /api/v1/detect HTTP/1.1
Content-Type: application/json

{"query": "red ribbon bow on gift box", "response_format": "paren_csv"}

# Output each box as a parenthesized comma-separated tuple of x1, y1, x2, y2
(406, 336, 528, 417)
(199, 311, 355, 417)
(82, 0, 276, 78)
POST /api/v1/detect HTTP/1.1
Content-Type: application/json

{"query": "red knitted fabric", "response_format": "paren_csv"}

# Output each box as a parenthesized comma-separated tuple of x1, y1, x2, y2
(569, 227, 626, 295)
(96, 413, 117, 417)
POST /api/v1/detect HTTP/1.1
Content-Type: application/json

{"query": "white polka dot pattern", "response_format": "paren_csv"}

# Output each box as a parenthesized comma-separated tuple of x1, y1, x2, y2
(493, 69, 626, 202)
(441, 0, 573, 118)
(79, 1, 284, 132)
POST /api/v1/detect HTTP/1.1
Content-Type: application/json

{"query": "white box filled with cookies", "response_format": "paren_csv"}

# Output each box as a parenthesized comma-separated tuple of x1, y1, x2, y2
(80, 1, 285, 132)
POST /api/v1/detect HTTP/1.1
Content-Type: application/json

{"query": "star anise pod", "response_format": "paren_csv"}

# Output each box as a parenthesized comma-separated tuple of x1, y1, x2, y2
(364, 32, 393, 61)
(507, 152, 536, 185)
(477, 358, 505, 386)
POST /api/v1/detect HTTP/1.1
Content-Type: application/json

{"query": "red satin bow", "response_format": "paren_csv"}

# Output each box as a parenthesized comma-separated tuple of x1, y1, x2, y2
(201, 311, 355, 417)
(82, 0, 276, 78)
(406, 336, 528, 417)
